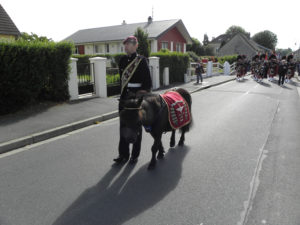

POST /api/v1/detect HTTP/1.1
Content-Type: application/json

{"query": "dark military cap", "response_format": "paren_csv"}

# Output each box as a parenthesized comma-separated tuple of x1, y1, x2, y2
(123, 36, 138, 45)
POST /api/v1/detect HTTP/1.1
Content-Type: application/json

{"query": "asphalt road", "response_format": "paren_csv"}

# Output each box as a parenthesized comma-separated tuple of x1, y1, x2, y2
(1, 77, 299, 225)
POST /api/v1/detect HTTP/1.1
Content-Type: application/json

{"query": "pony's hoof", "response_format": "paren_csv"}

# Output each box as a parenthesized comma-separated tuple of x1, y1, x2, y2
(129, 157, 138, 164)
(147, 162, 156, 170)
(178, 141, 184, 147)
(157, 153, 164, 159)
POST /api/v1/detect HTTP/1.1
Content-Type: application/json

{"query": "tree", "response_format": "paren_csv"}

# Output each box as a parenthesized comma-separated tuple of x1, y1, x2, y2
(203, 46, 214, 56)
(18, 32, 53, 42)
(186, 37, 215, 56)
(225, 25, 250, 38)
(203, 34, 209, 46)
(134, 27, 150, 57)
(252, 30, 278, 50)
(187, 37, 204, 55)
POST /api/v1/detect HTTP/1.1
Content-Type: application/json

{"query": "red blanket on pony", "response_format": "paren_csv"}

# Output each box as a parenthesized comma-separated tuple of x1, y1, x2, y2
(160, 91, 191, 130)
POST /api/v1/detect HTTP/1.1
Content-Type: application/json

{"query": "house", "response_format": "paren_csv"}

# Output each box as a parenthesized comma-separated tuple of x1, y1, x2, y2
(217, 33, 272, 58)
(0, 4, 20, 41)
(64, 17, 192, 55)
(208, 34, 232, 55)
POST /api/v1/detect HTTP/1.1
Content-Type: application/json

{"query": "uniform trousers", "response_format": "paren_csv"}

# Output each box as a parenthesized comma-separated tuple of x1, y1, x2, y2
(118, 99, 142, 159)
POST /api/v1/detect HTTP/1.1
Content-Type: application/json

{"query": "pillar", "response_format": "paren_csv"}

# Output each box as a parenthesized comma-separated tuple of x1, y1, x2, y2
(89, 57, 107, 98)
(68, 58, 79, 100)
(163, 67, 169, 86)
(148, 57, 160, 90)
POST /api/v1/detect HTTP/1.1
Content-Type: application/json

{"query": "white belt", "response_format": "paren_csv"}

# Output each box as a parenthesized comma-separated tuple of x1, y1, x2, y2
(128, 83, 142, 88)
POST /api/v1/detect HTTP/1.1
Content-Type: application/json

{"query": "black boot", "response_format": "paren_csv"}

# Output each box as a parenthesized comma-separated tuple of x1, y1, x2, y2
(113, 155, 129, 164)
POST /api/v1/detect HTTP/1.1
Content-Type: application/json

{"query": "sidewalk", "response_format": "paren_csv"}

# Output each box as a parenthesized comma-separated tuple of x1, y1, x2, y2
(0, 74, 235, 154)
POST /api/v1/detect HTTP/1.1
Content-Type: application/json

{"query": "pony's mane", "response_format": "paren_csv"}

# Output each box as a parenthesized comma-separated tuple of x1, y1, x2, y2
(142, 93, 162, 113)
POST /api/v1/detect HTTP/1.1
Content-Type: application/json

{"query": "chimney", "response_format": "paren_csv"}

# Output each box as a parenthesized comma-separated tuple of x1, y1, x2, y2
(147, 16, 153, 24)
(122, 20, 126, 25)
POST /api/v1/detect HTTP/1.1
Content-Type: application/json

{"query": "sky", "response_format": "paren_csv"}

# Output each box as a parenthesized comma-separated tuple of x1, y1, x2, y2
(2, 0, 299, 50)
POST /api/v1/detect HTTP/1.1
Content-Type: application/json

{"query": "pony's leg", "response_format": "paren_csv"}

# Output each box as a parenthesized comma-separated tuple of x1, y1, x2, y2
(178, 128, 186, 146)
(170, 129, 176, 147)
(148, 135, 162, 170)
(157, 140, 165, 159)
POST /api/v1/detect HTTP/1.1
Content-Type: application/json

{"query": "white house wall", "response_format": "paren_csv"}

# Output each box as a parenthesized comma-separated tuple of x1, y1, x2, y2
(150, 39, 158, 53)
(84, 44, 94, 55)
(82, 40, 159, 55)
(85, 42, 125, 54)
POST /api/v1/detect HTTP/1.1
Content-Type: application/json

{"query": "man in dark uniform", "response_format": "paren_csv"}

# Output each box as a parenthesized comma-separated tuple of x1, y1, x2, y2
(114, 36, 152, 164)
(267, 54, 278, 82)
(286, 54, 296, 83)
(278, 56, 288, 86)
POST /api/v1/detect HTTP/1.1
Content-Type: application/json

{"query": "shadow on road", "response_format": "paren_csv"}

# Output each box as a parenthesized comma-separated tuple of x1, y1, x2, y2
(259, 82, 271, 87)
(53, 146, 189, 225)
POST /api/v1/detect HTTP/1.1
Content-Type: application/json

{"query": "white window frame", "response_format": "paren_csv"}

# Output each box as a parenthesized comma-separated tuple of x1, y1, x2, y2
(74, 46, 79, 54)
(176, 43, 181, 52)
(161, 41, 168, 50)
(94, 44, 104, 54)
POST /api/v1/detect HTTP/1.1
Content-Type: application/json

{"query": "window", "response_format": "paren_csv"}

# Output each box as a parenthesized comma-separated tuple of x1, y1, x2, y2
(106, 44, 109, 53)
(74, 46, 79, 54)
(94, 45, 103, 54)
(176, 43, 181, 52)
(161, 42, 168, 49)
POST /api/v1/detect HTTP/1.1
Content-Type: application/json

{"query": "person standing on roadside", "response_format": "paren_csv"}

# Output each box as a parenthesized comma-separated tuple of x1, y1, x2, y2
(195, 60, 204, 84)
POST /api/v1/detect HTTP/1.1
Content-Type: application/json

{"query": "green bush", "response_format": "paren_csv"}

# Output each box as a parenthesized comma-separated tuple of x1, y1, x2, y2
(0, 40, 73, 115)
(187, 51, 200, 62)
(106, 74, 120, 85)
(150, 51, 190, 84)
(216, 55, 237, 64)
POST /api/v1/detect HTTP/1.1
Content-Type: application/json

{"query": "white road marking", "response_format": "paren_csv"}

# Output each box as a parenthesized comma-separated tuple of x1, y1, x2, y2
(297, 87, 300, 98)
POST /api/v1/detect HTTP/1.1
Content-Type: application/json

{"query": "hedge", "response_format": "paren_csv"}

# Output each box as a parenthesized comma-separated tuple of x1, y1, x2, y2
(150, 51, 190, 84)
(0, 41, 73, 115)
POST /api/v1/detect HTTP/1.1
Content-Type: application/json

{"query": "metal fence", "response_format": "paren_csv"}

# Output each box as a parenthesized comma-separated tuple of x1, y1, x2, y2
(77, 63, 95, 95)
(106, 67, 120, 96)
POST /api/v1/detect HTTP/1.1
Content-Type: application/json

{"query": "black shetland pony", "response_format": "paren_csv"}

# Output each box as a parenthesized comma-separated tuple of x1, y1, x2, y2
(119, 88, 192, 170)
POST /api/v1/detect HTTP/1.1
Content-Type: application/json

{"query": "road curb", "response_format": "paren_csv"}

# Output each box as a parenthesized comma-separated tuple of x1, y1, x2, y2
(190, 77, 236, 94)
(0, 78, 235, 154)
